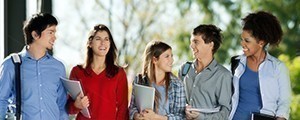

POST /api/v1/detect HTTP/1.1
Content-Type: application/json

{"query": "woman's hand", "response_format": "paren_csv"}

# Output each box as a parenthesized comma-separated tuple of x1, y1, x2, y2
(74, 92, 89, 109)
(185, 105, 200, 120)
(133, 112, 145, 120)
(141, 108, 167, 120)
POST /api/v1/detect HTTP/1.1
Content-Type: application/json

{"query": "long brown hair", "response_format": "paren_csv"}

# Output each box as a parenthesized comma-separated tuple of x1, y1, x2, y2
(83, 24, 119, 78)
(142, 40, 172, 112)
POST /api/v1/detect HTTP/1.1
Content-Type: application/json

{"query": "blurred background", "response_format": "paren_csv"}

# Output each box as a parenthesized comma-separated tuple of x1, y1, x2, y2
(1, 0, 299, 119)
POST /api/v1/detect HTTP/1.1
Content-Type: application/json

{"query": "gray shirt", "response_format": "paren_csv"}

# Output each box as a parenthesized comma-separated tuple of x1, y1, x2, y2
(179, 59, 232, 120)
(152, 83, 169, 115)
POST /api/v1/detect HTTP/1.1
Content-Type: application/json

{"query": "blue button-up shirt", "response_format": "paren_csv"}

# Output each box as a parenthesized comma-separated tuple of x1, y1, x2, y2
(0, 48, 68, 120)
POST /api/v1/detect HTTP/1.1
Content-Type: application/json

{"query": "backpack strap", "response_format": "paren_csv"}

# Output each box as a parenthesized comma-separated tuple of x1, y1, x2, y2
(181, 61, 192, 80)
(230, 55, 240, 75)
(133, 74, 150, 86)
(11, 53, 22, 120)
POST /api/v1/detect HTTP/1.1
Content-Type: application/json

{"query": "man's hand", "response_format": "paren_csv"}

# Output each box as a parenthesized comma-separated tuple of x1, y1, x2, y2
(185, 105, 200, 120)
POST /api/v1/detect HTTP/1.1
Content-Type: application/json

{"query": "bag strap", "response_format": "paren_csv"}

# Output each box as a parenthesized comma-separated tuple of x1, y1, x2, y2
(135, 74, 150, 86)
(230, 56, 239, 75)
(181, 61, 192, 80)
(11, 53, 22, 120)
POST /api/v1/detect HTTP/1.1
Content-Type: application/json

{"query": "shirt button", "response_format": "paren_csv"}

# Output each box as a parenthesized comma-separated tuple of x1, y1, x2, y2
(38, 73, 41, 75)
(190, 98, 193, 101)
(193, 85, 196, 87)
(41, 109, 44, 112)
(40, 84, 42, 87)
(40, 97, 43, 100)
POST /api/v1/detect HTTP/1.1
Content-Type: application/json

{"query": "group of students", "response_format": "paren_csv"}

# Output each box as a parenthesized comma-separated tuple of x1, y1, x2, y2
(0, 10, 291, 120)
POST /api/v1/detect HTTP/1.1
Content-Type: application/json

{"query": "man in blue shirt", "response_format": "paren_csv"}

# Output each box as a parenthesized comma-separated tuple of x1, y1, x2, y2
(0, 13, 68, 120)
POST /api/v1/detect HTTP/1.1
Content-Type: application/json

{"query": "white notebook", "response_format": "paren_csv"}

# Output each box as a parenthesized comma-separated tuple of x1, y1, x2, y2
(186, 106, 221, 113)
(133, 84, 155, 112)
(60, 77, 91, 118)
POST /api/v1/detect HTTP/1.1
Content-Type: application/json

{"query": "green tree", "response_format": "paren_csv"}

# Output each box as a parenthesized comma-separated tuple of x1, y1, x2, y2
(279, 55, 300, 119)
(175, 0, 300, 63)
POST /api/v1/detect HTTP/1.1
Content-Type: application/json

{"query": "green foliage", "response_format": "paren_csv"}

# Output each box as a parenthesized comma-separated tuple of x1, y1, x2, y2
(290, 94, 300, 120)
(176, 0, 299, 63)
(279, 55, 300, 119)
(174, 32, 193, 60)
(279, 55, 300, 94)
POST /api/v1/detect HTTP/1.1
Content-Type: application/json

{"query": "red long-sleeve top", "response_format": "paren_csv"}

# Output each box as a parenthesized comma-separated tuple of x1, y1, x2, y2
(67, 66, 129, 120)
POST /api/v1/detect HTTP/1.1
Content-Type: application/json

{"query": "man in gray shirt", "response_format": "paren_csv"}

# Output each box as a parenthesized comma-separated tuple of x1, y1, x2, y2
(179, 24, 232, 120)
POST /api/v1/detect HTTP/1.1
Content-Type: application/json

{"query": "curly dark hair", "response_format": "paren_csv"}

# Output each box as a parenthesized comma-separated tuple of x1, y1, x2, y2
(242, 11, 283, 47)
(192, 24, 223, 54)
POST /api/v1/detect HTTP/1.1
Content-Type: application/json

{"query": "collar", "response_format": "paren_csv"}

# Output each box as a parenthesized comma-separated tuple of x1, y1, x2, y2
(239, 51, 275, 65)
(20, 46, 51, 60)
(192, 58, 217, 72)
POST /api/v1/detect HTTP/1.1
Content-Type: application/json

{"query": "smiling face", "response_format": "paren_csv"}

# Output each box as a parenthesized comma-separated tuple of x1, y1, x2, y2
(153, 49, 173, 73)
(33, 25, 57, 50)
(190, 34, 213, 60)
(241, 30, 265, 57)
(89, 31, 111, 57)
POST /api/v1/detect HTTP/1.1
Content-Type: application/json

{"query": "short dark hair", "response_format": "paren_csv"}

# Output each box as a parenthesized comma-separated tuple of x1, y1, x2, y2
(192, 24, 222, 54)
(242, 11, 283, 46)
(23, 13, 58, 45)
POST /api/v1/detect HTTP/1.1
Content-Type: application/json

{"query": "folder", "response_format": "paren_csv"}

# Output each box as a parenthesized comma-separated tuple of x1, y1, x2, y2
(60, 77, 91, 118)
(133, 84, 155, 112)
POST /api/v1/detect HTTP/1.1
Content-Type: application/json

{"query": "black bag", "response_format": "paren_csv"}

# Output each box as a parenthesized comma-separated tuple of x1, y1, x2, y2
(6, 53, 22, 120)
(251, 112, 276, 120)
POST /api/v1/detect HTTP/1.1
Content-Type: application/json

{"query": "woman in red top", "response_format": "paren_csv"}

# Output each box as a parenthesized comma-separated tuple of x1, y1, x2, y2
(67, 24, 129, 120)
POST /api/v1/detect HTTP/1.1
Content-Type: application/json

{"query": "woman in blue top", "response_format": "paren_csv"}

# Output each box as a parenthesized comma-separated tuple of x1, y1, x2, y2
(129, 40, 186, 120)
(229, 11, 291, 120)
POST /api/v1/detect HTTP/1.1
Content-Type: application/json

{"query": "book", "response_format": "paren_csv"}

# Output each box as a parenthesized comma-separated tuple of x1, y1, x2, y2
(60, 77, 91, 118)
(251, 112, 276, 120)
(186, 106, 221, 113)
(133, 84, 155, 112)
